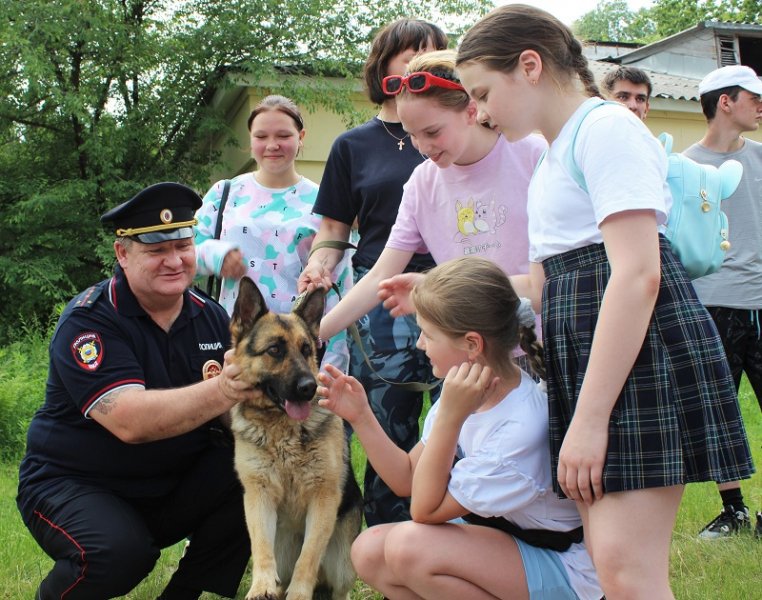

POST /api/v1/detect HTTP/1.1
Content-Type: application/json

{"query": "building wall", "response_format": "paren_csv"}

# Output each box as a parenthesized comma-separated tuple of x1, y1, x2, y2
(645, 103, 708, 152)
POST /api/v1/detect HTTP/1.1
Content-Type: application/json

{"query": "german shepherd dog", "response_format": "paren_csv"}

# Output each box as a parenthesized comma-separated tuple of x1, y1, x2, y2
(229, 277, 363, 600)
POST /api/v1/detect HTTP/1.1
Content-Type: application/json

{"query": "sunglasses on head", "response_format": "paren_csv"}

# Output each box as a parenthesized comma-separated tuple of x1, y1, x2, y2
(382, 71, 465, 96)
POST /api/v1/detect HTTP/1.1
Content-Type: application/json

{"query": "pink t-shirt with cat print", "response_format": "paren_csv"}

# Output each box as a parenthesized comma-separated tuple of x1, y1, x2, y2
(387, 133, 545, 277)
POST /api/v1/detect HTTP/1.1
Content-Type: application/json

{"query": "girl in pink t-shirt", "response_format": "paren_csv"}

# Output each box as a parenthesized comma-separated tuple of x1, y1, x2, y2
(318, 50, 545, 341)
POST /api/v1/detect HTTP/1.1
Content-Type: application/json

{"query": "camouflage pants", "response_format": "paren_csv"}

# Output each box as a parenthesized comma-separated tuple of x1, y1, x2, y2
(707, 306, 762, 412)
(349, 266, 440, 527)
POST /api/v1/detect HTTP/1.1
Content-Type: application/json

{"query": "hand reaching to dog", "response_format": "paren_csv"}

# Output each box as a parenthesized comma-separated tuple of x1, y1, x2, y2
(377, 273, 424, 317)
(317, 364, 372, 426)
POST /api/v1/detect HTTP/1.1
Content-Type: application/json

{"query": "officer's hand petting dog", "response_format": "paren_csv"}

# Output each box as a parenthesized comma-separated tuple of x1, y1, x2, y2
(90, 349, 255, 444)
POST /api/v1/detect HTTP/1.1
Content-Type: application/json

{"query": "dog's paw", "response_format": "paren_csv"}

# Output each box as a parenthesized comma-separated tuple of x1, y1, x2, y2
(284, 582, 315, 600)
(245, 581, 279, 600)
(245, 592, 278, 600)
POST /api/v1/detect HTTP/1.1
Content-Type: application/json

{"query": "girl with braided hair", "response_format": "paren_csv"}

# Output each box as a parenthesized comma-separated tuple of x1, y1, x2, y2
(318, 256, 601, 599)
(456, 5, 753, 599)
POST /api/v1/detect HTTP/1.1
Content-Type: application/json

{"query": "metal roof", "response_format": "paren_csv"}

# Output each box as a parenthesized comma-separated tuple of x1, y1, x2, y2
(618, 21, 762, 64)
(585, 21, 762, 102)
(589, 61, 701, 102)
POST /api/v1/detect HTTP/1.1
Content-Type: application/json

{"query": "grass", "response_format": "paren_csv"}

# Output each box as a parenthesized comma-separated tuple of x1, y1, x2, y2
(1, 387, 759, 599)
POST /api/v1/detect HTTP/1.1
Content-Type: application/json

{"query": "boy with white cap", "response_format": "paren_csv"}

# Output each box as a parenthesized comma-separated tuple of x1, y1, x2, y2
(683, 65, 762, 539)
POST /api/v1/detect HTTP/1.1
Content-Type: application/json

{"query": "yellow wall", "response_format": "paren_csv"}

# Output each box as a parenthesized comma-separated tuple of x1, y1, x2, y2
(643, 110, 707, 151)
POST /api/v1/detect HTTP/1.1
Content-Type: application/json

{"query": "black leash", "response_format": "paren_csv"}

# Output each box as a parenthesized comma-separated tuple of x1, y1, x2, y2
(308, 240, 440, 392)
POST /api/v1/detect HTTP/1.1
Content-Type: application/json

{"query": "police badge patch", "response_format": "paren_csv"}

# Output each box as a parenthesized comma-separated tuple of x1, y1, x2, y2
(72, 332, 103, 371)
(202, 360, 222, 380)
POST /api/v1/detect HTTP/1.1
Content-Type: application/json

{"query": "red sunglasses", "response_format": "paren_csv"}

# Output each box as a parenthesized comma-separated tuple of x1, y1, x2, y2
(382, 71, 465, 96)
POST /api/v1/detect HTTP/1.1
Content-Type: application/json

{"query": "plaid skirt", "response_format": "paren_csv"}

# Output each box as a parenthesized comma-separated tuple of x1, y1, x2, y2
(541, 236, 755, 496)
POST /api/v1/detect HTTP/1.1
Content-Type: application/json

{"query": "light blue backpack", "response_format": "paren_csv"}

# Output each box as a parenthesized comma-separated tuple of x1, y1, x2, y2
(562, 99, 743, 280)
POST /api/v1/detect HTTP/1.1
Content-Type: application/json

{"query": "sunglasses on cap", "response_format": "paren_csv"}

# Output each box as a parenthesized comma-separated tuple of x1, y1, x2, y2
(382, 71, 465, 96)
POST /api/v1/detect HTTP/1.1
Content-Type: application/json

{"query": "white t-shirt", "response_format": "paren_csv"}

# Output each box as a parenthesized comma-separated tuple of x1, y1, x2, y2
(387, 133, 546, 276)
(528, 98, 670, 262)
(421, 372, 601, 600)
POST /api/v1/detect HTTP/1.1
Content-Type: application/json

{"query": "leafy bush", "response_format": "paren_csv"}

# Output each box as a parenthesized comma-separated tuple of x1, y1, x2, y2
(0, 315, 56, 461)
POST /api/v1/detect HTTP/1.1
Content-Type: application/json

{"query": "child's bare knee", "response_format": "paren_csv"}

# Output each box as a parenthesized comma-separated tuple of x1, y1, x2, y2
(384, 521, 427, 577)
(351, 525, 387, 581)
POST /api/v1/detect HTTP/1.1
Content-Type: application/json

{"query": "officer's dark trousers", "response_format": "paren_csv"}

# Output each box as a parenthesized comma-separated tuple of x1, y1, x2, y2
(19, 444, 250, 599)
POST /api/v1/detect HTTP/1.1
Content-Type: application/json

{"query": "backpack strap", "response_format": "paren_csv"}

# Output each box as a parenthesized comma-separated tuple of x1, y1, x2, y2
(206, 179, 232, 298)
(658, 131, 673, 154)
(214, 179, 232, 240)
(563, 98, 621, 193)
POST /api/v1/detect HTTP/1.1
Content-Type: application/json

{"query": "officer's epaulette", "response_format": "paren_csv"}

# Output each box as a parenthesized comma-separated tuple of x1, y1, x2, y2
(73, 284, 103, 310)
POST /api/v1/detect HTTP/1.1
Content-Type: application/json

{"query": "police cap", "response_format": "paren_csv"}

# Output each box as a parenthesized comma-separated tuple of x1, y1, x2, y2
(100, 182, 202, 244)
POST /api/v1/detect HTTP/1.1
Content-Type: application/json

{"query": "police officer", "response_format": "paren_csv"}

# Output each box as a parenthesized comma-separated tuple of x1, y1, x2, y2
(17, 183, 253, 599)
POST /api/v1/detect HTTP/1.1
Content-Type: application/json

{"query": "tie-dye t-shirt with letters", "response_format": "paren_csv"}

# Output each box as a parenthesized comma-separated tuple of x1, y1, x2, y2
(195, 173, 352, 372)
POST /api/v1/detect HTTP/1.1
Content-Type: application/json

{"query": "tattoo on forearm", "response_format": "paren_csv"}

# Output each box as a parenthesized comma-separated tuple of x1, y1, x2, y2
(93, 390, 124, 415)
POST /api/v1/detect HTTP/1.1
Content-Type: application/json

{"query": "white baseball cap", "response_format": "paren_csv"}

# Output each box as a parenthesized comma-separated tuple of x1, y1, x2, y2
(698, 65, 762, 96)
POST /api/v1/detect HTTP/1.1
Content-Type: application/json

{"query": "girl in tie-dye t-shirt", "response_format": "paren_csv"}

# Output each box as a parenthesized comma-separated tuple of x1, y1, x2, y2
(195, 95, 352, 371)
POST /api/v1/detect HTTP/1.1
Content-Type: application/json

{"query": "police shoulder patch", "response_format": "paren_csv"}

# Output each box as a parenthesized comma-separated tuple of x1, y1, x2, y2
(73, 285, 103, 310)
(71, 332, 104, 371)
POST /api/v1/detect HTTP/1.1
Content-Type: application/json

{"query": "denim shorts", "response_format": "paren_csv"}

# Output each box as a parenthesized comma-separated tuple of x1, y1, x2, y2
(514, 537, 579, 600)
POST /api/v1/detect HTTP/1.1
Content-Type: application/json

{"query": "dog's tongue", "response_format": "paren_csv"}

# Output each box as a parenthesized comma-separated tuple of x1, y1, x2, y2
(284, 400, 311, 421)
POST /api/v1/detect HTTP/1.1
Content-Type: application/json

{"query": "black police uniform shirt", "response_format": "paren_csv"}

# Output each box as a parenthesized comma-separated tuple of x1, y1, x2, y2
(313, 118, 435, 273)
(18, 265, 230, 511)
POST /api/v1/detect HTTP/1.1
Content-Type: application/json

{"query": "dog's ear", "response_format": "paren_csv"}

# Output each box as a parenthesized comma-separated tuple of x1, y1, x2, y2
(230, 277, 269, 339)
(293, 288, 326, 339)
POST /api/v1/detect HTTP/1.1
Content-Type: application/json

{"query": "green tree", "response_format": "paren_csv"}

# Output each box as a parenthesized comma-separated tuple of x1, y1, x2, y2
(648, 0, 714, 37)
(0, 0, 490, 343)
(575, 0, 761, 42)
(654, 0, 761, 36)
(573, 0, 655, 42)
